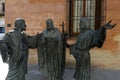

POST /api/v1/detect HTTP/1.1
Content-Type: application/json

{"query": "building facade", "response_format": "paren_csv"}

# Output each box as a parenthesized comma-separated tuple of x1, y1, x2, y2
(5, 0, 120, 69)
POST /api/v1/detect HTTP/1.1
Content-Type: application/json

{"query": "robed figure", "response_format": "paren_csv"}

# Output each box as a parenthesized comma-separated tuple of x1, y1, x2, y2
(37, 19, 63, 80)
(0, 19, 37, 80)
(37, 32, 47, 76)
(70, 17, 116, 80)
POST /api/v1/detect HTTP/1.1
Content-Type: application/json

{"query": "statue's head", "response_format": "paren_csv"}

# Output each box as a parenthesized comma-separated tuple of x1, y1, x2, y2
(46, 18, 54, 30)
(79, 17, 91, 31)
(14, 18, 26, 31)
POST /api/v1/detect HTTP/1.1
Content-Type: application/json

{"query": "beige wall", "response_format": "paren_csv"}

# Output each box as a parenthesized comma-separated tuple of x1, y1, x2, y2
(90, 0, 120, 69)
(5, 0, 67, 35)
(5, 0, 120, 69)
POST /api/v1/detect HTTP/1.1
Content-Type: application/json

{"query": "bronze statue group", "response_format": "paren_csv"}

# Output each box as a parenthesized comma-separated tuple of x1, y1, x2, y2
(0, 17, 116, 80)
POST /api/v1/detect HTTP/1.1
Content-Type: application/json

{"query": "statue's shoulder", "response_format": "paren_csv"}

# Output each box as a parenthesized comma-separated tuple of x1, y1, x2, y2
(21, 31, 27, 36)
(85, 29, 96, 35)
(43, 29, 47, 33)
(54, 27, 59, 30)
(54, 28, 60, 33)
(6, 30, 14, 36)
(8, 30, 14, 33)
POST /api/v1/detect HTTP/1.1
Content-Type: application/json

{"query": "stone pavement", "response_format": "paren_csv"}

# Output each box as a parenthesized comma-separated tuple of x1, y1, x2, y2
(0, 54, 120, 80)
(26, 64, 120, 80)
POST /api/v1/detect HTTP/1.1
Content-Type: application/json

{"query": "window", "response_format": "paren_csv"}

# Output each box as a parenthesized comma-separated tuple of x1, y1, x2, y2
(67, 0, 106, 35)
(0, 27, 5, 33)
(0, 2, 5, 16)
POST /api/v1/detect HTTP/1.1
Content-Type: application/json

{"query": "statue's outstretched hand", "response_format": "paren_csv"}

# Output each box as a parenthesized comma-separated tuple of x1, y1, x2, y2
(104, 20, 116, 29)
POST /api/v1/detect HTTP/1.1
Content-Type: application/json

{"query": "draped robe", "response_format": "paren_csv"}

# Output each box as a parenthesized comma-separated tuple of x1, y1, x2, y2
(39, 28, 63, 80)
(1, 30, 37, 80)
(70, 27, 106, 80)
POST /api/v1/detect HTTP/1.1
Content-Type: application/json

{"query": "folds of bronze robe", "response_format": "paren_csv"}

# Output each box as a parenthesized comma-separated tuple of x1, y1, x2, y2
(70, 27, 106, 80)
(39, 28, 63, 80)
(37, 33, 48, 76)
(1, 30, 37, 80)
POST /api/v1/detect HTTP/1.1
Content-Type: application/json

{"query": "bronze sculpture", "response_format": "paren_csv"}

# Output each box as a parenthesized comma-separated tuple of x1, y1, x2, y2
(0, 17, 116, 80)
(37, 32, 48, 76)
(37, 18, 63, 80)
(0, 19, 37, 80)
(61, 21, 69, 75)
(69, 17, 116, 80)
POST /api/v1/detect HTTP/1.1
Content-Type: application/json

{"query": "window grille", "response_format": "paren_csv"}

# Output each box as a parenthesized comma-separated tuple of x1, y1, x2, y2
(67, 0, 106, 35)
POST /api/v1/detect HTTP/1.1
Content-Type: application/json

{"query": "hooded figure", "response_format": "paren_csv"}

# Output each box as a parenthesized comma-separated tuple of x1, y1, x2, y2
(1, 18, 37, 80)
(70, 17, 116, 80)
